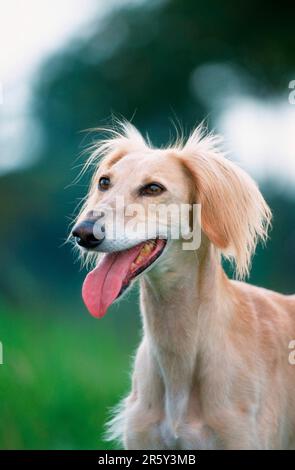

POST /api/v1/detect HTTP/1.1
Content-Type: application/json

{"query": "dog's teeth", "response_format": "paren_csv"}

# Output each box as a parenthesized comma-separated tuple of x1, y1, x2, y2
(141, 243, 153, 255)
(131, 262, 137, 271)
(136, 255, 144, 264)
(132, 242, 155, 268)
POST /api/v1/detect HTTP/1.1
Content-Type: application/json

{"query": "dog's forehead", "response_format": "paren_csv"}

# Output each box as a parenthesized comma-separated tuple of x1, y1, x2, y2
(110, 150, 178, 175)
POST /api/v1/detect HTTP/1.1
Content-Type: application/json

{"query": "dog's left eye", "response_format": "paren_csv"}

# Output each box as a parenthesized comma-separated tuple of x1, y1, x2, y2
(98, 176, 111, 191)
(139, 182, 165, 196)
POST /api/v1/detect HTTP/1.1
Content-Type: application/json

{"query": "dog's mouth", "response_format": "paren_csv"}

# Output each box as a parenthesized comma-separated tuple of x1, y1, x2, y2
(82, 238, 167, 318)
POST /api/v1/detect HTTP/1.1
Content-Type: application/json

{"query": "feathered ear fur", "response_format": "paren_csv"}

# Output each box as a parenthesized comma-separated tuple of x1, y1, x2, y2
(84, 120, 147, 174)
(179, 126, 272, 278)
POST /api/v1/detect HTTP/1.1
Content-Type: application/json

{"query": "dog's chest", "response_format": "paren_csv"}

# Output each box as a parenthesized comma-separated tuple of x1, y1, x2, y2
(124, 395, 220, 450)
(156, 417, 218, 450)
(124, 409, 219, 450)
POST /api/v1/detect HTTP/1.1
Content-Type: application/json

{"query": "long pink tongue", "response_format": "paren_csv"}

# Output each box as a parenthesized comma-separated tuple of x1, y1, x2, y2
(82, 243, 144, 318)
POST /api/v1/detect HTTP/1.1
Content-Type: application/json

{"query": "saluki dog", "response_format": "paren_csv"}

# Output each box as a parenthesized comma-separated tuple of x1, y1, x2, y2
(72, 122, 295, 449)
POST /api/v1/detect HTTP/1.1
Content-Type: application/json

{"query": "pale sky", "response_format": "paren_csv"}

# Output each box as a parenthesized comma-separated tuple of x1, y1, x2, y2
(191, 63, 295, 190)
(0, 0, 129, 173)
(0, 1, 97, 82)
(218, 97, 295, 189)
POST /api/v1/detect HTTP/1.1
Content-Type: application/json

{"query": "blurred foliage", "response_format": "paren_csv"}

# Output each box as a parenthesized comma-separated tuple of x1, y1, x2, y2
(0, 301, 139, 449)
(0, 0, 295, 449)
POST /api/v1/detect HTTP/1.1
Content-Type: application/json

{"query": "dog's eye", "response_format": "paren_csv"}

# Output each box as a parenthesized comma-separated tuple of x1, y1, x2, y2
(139, 182, 165, 196)
(98, 176, 111, 191)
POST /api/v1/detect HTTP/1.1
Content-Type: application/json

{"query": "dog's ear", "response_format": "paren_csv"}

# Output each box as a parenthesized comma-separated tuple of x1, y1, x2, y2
(180, 128, 272, 278)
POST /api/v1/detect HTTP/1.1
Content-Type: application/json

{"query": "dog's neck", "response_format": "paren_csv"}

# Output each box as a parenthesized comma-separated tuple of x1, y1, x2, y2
(140, 237, 231, 344)
(140, 237, 233, 433)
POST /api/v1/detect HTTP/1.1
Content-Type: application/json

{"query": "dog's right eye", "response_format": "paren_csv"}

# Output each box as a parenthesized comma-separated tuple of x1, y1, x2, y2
(98, 176, 111, 191)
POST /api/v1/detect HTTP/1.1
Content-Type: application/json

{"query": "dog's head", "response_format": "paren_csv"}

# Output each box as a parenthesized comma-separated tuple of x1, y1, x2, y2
(72, 121, 271, 318)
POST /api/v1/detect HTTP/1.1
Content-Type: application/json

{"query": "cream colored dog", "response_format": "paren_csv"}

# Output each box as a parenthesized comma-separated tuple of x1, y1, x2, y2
(72, 122, 295, 449)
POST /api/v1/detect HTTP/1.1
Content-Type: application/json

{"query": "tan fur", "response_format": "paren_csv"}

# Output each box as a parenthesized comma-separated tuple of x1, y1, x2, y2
(78, 122, 295, 449)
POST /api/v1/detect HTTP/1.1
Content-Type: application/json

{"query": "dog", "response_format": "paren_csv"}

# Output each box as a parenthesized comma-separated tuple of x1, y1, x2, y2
(72, 121, 295, 449)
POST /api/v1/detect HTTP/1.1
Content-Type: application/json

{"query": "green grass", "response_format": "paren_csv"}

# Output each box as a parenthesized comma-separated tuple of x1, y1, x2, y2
(0, 301, 139, 449)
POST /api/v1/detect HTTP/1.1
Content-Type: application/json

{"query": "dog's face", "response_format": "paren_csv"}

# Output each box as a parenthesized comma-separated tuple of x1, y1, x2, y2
(72, 123, 271, 319)
(72, 150, 194, 318)
(76, 150, 192, 250)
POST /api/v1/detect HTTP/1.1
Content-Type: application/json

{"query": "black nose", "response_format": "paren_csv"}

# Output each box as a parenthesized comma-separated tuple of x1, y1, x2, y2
(72, 220, 104, 249)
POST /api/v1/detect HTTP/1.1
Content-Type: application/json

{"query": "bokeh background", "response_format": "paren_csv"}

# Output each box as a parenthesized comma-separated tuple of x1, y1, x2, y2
(1, 0, 295, 449)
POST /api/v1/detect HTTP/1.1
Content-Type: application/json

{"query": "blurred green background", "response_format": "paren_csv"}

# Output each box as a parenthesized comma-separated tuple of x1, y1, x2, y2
(0, 0, 295, 449)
